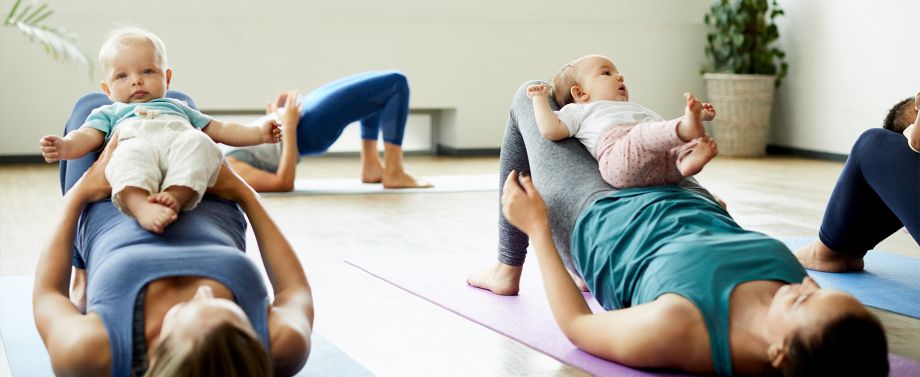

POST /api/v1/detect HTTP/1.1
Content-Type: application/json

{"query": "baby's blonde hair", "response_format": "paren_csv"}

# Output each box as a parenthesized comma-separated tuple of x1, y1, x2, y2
(549, 54, 609, 106)
(98, 26, 168, 76)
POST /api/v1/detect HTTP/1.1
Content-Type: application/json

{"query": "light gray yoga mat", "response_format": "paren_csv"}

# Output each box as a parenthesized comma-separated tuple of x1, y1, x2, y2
(0, 275, 373, 377)
(347, 253, 920, 376)
(263, 173, 498, 196)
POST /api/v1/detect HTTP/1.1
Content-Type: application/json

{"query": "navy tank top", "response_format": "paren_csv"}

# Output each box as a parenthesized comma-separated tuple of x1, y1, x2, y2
(73, 198, 271, 377)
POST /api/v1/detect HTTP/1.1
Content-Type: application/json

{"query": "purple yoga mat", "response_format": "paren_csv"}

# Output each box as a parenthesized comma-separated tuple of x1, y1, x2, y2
(346, 253, 920, 376)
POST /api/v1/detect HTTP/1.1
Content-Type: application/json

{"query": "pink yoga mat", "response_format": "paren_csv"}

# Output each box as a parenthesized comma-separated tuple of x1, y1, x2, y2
(346, 253, 920, 376)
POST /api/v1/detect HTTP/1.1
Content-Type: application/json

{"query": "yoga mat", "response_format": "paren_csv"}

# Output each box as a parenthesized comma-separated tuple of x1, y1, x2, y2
(780, 237, 920, 319)
(0, 276, 373, 377)
(346, 253, 920, 377)
(265, 173, 497, 196)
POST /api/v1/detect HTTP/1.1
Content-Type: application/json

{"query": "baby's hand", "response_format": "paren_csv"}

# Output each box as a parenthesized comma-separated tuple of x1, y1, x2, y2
(39, 135, 68, 163)
(527, 83, 550, 99)
(701, 102, 716, 121)
(260, 119, 282, 144)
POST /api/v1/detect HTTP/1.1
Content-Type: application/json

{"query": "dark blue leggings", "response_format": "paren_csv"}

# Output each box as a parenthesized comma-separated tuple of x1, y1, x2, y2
(820, 128, 920, 255)
(295, 70, 409, 155)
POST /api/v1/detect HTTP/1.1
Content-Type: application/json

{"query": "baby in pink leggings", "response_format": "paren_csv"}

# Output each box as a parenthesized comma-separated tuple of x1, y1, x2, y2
(528, 55, 718, 188)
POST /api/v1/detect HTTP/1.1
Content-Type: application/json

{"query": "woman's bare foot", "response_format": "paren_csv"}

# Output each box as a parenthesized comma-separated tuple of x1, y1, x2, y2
(361, 140, 385, 183)
(382, 170, 432, 189)
(679, 136, 718, 177)
(467, 262, 523, 296)
(678, 93, 707, 142)
(794, 239, 865, 272)
(380, 142, 432, 188)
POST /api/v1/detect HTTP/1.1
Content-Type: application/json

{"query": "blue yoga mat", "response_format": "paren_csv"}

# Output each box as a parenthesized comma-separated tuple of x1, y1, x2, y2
(780, 237, 920, 319)
(0, 275, 373, 377)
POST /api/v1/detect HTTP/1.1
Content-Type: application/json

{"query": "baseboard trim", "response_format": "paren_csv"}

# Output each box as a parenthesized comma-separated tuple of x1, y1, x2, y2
(0, 145, 846, 164)
(766, 145, 848, 162)
(436, 145, 501, 157)
(0, 155, 46, 164)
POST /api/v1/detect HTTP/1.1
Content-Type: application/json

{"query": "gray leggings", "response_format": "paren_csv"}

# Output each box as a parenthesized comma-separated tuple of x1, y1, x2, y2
(497, 81, 716, 270)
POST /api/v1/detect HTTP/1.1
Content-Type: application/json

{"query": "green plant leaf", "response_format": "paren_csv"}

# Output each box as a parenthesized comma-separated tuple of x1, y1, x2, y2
(702, 0, 788, 86)
(4, 0, 93, 78)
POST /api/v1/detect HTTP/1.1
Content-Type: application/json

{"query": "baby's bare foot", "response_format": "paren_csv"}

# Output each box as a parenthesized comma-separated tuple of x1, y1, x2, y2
(149, 191, 181, 213)
(467, 262, 523, 296)
(679, 93, 706, 142)
(132, 201, 178, 234)
(382, 170, 433, 189)
(679, 136, 718, 177)
(794, 239, 865, 272)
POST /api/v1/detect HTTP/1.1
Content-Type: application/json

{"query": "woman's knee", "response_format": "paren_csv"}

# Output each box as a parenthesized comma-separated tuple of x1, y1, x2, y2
(851, 128, 898, 158)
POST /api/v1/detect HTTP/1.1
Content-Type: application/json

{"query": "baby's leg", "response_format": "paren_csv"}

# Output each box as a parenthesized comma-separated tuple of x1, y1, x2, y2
(596, 121, 686, 188)
(678, 93, 706, 142)
(161, 130, 223, 211)
(676, 136, 718, 177)
(105, 138, 177, 233)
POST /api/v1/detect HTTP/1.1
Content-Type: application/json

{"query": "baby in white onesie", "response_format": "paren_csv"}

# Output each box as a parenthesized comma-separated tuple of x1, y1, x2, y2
(40, 27, 280, 233)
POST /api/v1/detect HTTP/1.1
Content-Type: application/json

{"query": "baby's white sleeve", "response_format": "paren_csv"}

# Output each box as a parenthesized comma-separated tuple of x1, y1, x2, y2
(554, 104, 582, 137)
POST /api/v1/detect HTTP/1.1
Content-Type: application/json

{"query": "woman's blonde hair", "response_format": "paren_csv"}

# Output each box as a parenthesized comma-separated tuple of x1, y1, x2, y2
(98, 26, 168, 75)
(144, 321, 272, 377)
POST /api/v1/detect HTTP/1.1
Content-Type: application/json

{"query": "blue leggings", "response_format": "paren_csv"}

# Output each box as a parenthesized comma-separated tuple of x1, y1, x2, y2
(295, 70, 410, 155)
(820, 128, 920, 255)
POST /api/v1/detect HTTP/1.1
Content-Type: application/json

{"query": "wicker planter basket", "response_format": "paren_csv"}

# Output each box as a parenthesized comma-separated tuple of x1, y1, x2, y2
(703, 73, 776, 157)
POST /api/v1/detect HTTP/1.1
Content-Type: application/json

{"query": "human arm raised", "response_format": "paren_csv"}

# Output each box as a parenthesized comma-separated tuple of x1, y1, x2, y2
(207, 163, 313, 375)
(33, 137, 118, 376)
(501, 171, 701, 370)
(38, 127, 105, 163)
(527, 83, 570, 141)
(226, 91, 302, 192)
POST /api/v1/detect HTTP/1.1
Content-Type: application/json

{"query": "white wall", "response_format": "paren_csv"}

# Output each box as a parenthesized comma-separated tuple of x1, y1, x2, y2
(773, 0, 920, 154)
(0, 0, 711, 156)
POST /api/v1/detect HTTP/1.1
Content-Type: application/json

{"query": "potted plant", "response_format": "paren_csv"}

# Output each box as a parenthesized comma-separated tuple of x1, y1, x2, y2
(702, 0, 788, 157)
(4, 0, 92, 77)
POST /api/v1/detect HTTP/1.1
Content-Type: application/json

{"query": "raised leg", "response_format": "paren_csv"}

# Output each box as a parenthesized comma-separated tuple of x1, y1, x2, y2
(797, 128, 920, 271)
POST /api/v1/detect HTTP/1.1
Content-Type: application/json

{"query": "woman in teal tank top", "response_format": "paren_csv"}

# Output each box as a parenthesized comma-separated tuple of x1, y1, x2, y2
(470, 82, 889, 377)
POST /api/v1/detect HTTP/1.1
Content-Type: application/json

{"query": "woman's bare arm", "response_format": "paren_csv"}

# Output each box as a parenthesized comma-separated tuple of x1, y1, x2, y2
(227, 91, 302, 192)
(207, 164, 313, 375)
(501, 171, 700, 370)
(33, 140, 117, 376)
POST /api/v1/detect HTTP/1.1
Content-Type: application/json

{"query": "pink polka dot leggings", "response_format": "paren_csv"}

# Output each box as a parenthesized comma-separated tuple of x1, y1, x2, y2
(595, 119, 694, 189)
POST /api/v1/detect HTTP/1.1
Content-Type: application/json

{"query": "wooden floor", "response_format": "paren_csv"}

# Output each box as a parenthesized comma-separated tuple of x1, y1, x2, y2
(0, 155, 917, 377)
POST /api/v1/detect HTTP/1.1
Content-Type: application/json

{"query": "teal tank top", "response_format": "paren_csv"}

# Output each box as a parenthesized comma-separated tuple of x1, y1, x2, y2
(571, 186, 805, 376)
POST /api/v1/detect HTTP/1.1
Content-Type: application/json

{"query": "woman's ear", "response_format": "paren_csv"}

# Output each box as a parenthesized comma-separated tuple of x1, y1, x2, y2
(767, 342, 788, 369)
(571, 86, 588, 103)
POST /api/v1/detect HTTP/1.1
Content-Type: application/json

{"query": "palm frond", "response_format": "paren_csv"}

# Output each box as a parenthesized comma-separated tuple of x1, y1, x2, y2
(5, 0, 93, 78)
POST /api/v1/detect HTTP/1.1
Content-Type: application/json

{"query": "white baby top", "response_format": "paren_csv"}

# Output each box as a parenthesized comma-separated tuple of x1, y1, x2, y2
(555, 100, 664, 156)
